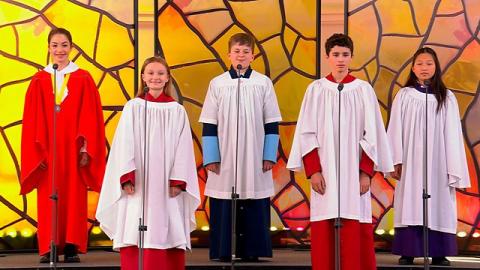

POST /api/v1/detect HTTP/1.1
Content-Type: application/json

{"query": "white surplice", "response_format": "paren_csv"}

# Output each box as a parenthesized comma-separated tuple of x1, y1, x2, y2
(387, 87, 470, 234)
(96, 98, 200, 250)
(287, 78, 394, 223)
(199, 70, 282, 199)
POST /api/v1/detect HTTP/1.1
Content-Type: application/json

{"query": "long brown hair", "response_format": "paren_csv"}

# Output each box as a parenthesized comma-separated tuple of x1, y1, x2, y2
(137, 56, 175, 98)
(405, 47, 447, 112)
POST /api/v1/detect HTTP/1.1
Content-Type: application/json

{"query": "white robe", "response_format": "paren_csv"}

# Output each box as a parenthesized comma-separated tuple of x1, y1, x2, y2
(387, 87, 470, 234)
(96, 98, 200, 250)
(199, 70, 282, 199)
(287, 78, 394, 223)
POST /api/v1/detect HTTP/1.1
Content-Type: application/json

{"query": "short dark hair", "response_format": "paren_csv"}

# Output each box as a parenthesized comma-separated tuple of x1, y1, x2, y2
(228, 33, 255, 53)
(325, 33, 353, 56)
(48, 28, 73, 45)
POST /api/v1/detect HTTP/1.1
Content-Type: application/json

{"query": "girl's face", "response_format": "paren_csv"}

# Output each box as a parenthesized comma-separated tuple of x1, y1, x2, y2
(48, 34, 72, 65)
(141, 62, 169, 92)
(412, 53, 436, 84)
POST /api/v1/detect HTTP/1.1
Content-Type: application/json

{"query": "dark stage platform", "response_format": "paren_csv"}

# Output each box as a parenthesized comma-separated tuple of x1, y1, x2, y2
(0, 249, 479, 269)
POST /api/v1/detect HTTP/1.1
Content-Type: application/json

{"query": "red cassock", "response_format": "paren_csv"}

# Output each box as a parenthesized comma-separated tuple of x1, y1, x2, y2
(20, 69, 105, 255)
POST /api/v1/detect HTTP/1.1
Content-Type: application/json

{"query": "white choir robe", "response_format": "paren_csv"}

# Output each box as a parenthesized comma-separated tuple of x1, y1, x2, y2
(96, 98, 200, 251)
(199, 70, 282, 199)
(387, 87, 470, 234)
(287, 78, 394, 223)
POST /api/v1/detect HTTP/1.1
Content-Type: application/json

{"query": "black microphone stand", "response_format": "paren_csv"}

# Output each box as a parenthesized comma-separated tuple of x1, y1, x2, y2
(138, 86, 150, 270)
(231, 64, 242, 270)
(49, 63, 59, 269)
(422, 80, 431, 269)
(334, 82, 344, 270)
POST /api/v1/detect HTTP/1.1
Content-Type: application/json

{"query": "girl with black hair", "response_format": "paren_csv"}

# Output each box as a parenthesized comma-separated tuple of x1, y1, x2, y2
(387, 47, 470, 266)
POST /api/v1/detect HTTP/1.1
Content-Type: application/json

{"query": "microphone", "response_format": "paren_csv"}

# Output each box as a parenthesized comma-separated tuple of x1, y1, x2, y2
(52, 63, 58, 70)
(143, 86, 149, 93)
(337, 83, 344, 91)
(424, 79, 431, 86)
(236, 64, 242, 78)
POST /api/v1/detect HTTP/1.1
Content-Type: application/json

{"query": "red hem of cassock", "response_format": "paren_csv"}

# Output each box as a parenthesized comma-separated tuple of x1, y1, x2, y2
(311, 219, 376, 270)
(120, 246, 185, 270)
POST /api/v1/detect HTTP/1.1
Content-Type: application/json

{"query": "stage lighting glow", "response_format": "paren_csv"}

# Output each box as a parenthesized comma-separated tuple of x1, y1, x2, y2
(0, 231, 4, 237)
(389, 229, 394, 236)
(21, 229, 33, 237)
(201, 226, 209, 231)
(457, 231, 467, 237)
(6, 229, 17, 238)
(91, 226, 102, 235)
(296, 227, 304, 231)
(270, 226, 278, 231)
(375, 229, 385, 235)
(472, 232, 479, 238)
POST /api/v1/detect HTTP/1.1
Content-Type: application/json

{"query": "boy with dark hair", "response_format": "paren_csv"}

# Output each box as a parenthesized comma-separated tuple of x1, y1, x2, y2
(200, 32, 282, 261)
(287, 33, 393, 269)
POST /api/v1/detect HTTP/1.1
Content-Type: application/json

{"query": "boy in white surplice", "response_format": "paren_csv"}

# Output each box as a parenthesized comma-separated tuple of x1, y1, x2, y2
(287, 33, 394, 270)
(200, 33, 282, 261)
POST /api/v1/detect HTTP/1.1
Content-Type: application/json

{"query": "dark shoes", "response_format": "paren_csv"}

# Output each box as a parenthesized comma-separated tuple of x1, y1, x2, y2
(432, 257, 451, 266)
(64, 254, 80, 263)
(398, 256, 451, 266)
(398, 256, 414, 265)
(39, 253, 58, 263)
(241, 256, 259, 262)
(64, 243, 80, 263)
(41, 244, 80, 263)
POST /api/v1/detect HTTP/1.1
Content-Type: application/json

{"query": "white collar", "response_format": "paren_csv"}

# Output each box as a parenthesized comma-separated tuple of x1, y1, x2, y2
(44, 61, 79, 74)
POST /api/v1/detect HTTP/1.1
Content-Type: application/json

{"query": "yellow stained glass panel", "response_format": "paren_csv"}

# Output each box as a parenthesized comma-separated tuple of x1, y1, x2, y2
(159, 6, 215, 66)
(284, 0, 316, 38)
(96, 16, 133, 68)
(44, 1, 100, 58)
(229, 0, 282, 41)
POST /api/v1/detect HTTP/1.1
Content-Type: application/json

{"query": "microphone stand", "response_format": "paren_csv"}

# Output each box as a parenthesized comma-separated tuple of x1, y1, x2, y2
(231, 64, 242, 270)
(422, 80, 431, 269)
(49, 63, 59, 269)
(138, 87, 150, 270)
(334, 82, 344, 270)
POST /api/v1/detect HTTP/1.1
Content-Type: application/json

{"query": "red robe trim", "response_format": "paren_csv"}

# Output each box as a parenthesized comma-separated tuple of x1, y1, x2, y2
(20, 69, 106, 255)
(120, 246, 185, 270)
(302, 73, 375, 178)
(119, 92, 187, 191)
(311, 219, 376, 270)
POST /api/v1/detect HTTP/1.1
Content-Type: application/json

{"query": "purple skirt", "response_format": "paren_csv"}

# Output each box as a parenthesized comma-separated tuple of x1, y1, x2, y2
(392, 226, 457, 257)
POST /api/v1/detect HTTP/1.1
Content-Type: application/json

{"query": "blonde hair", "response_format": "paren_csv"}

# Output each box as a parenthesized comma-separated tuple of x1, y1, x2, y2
(137, 56, 175, 98)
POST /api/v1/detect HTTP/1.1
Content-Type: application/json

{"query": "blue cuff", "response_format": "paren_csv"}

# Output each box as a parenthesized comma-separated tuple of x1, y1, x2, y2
(263, 134, 279, 163)
(202, 136, 221, 166)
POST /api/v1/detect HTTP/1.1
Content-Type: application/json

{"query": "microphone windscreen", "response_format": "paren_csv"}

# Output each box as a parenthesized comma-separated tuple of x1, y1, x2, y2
(236, 64, 242, 70)
(52, 63, 59, 70)
(337, 83, 344, 91)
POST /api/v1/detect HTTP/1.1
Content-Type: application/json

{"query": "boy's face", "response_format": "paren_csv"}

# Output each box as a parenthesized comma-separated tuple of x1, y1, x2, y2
(326, 45, 352, 73)
(228, 43, 254, 70)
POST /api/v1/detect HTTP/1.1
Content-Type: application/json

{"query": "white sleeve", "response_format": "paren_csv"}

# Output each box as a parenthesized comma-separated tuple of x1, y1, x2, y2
(199, 80, 219, 125)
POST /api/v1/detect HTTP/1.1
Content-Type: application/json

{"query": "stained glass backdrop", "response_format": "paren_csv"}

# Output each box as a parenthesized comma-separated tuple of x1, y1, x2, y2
(0, 0, 134, 250)
(0, 0, 478, 253)
(156, 0, 479, 252)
